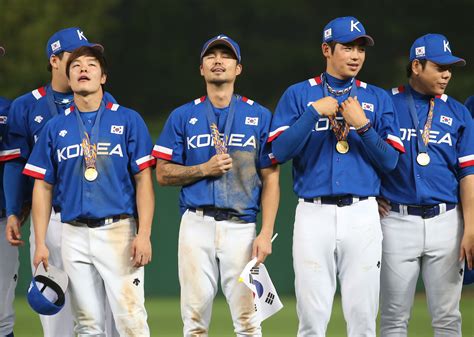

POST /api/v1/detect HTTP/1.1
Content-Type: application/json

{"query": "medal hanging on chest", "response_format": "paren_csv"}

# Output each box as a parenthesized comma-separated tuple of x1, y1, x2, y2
(406, 87, 435, 166)
(322, 74, 357, 154)
(74, 102, 105, 182)
(81, 132, 98, 181)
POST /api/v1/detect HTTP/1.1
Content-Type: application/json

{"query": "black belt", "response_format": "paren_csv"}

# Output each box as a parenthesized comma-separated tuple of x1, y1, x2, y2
(303, 195, 369, 207)
(188, 207, 240, 221)
(391, 203, 456, 219)
(69, 214, 130, 228)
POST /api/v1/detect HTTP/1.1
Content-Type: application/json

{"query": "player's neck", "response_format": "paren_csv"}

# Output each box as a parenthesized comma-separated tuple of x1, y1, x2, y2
(74, 91, 103, 112)
(408, 77, 434, 97)
(206, 84, 234, 108)
(50, 73, 71, 93)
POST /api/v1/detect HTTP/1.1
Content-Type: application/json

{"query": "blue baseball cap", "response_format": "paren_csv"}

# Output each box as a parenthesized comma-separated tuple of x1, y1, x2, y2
(409, 34, 465, 66)
(323, 16, 374, 46)
(27, 262, 69, 316)
(46, 27, 103, 59)
(200, 34, 241, 63)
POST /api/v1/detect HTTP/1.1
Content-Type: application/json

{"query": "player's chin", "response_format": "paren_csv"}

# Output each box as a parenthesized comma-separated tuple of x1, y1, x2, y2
(208, 78, 231, 85)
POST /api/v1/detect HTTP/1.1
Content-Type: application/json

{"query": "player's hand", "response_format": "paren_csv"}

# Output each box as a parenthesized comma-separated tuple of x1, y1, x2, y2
(460, 230, 474, 270)
(340, 96, 369, 128)
(33, 244, 49, 270)
(6, 215, 24, 246)
(252, 231, 273, 266)
(376, 197, 391, 218)
(131, 234, 152, 268)
(311, 97, 339, 117)
(201, 154, 233, 177)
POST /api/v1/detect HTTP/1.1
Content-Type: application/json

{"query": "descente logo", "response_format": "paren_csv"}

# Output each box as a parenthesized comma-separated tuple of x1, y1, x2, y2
(187, 133, 257, 149)
(57, 143, 123, 162)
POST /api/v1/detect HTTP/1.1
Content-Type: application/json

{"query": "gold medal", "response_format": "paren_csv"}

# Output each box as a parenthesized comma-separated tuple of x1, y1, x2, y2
(336, 140, 349, 154)
(416, 153, 430, 166)
(84, 167, 98, 181)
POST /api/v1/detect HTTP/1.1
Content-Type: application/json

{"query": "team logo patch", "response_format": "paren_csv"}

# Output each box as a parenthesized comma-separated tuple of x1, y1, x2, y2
(245, 117, 259, 126)
(440, 115, 453, 126)
(59, 130, 67, 137)
(34, 115, 43, 123)
(0, 116, 7, 124)
(111, 125, 124, 135)
(51, 40, 61, 53)
(324, 28, 332, 40)
(415, 46, 425, 57)
(189, 117, 198, 125)
(361, 102, 374, 112)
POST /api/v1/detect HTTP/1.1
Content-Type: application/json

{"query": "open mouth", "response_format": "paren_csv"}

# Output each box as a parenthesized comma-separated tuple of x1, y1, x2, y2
(78, 75, 90, 82)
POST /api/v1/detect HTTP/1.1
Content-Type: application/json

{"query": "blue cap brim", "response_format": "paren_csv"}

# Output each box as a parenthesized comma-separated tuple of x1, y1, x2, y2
(334, 34, 375, 47)
(428, 55, 466, 66)
(62, 43, 104, 54)
(200, 40, 240, 63)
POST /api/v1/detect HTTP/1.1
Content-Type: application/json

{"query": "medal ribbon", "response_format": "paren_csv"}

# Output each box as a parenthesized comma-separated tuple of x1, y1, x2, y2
(205, 95, 237, 154)
(405, 85, 435, 154)
(74, 101, 106, 173)
(321, 73, 357, 142)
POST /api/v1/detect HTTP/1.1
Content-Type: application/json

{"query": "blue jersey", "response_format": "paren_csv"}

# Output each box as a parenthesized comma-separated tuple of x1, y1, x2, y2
(465, 95, 474, 118)
(23, 102, 155, 222)
(381, 85, 474, 205)
(3, 84, 116, 208)
(153, 95, 274, 223)
(0, 97, 12, 210)
(270, 75, 404, 198)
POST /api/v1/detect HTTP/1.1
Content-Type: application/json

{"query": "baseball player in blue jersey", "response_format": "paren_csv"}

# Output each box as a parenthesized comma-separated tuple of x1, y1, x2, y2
(378, 34, 474, 337)
(25, 45, 155, 336)
(153, 34, 279, 336)
(3, 27, 118, 337)
(269, 17, 404, 336)
(0, 45, 17, 337)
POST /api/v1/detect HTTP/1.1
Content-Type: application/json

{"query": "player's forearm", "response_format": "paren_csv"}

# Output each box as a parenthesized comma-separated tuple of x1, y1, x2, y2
(4, 159, 29, 216)
(358, 127, 399, 172)
(272, 106, 319, 163)
(460, 175, 474, 233)
(135, 168, 154, 237)
(32, 179, 53, 246)
(260, 165, 280, 236)
(156, 159, 205, 186)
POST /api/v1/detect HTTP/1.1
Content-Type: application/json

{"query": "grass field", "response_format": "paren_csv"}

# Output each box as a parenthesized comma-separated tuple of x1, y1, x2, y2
(12, 293, 474, 336)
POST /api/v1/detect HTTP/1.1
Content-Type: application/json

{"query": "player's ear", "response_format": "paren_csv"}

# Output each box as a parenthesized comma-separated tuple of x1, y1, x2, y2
(199, 64, 204, 77)
(236, 63, 242, 76)
(100, 73, 107, 85)
(50, 55, 60, 70)
(412, 59, 421, 76)
(322, 43, 332, 59)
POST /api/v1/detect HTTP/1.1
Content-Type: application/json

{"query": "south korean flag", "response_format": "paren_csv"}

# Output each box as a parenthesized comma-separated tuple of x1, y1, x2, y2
(239, 257, 283, 321)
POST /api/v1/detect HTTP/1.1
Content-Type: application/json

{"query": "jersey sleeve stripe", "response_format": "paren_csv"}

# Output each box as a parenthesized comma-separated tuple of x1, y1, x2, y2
(267, 126, 289, 142)
(22, 163, 46, 179)
(269, 153, 278, 165)
(0, 149, 21, 162)
(459, 155, 474, 168)
(152, 145, 173, 160)
(386, 135, 405, 153)
(136, 155, 156, 170)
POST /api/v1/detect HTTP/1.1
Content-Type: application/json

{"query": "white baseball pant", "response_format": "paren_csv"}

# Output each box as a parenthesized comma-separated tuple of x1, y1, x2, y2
(0, 218, 19, 336)
(380, 207, 463, 337)
(293, 198, 382, 337)
(30, 211, 120, 337)
(61, 217, 149, 337)
(178, 209, 261, 337)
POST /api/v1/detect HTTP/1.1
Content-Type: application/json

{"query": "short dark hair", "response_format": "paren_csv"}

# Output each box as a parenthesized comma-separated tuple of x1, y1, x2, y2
(406, 59, 427, 78)
(326, 41, 338, 55)
(47, 52, 64, 72)
(66, 46, 107, 79)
